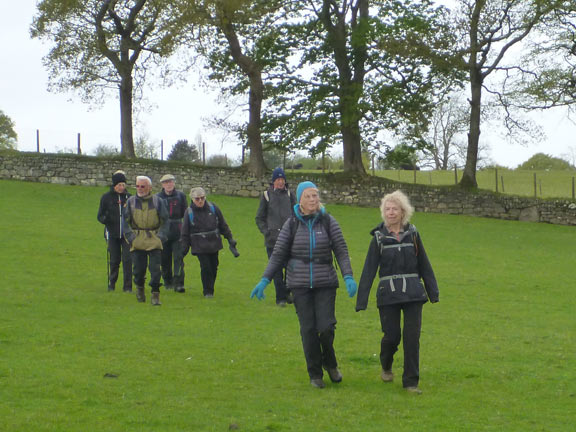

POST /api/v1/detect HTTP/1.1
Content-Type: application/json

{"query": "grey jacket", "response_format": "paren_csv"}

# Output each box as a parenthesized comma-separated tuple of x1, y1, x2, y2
(255, 186, 296, 248)
(263, 206, 353, 290)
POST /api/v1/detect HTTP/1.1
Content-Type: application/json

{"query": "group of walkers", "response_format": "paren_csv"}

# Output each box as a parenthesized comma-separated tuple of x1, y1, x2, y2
(97, 168, 439, 394)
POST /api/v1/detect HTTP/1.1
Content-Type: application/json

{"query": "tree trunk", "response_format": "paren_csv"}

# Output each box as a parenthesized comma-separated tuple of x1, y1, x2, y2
(340, 92, 366, 174)
(119, 71, 135, 158)
(461, 73, 481, 188)
(219, 18, 266, 177)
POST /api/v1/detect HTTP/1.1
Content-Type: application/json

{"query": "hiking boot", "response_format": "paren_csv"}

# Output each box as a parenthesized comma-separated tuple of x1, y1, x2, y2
(277, 301, 287, 308)
(136, 286, 146, 303)
(108, 285, 115, 292)
(175, 286, 186, 293)
(151, 292, 161, 306)
(405, 386, 422, 395)
(204, 294, 214, 298)
(123, 287, 133, 293)
(381, 370, 394, 382)
(310, 378, 326, 389)
(325, 367, 342, 383)
(164, 284, 174, 291)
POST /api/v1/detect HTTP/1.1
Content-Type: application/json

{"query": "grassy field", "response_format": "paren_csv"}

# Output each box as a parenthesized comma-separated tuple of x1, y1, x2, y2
(0, 179, 574, 431)
(293, 167, 576, 199)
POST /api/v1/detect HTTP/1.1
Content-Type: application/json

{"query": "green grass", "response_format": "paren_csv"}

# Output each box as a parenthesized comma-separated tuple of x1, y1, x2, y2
(0, 179, 574, 431)
(293, 167, 576, 199)
(375, 168, 576, 199)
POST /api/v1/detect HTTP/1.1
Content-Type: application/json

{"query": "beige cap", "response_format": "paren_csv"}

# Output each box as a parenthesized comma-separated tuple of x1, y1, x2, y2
(189, 187, 206, 199)
(160, 174, 175, 183)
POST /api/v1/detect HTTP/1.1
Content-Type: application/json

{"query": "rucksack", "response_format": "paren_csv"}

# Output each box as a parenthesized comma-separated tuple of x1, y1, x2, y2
(188, 202, 217, 226)
(263, 188, 291, 202)
(374, 225, 419, 256)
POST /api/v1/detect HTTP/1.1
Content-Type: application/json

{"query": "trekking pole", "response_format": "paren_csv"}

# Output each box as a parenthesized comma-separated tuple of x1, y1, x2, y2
(105, 228, 110, 289)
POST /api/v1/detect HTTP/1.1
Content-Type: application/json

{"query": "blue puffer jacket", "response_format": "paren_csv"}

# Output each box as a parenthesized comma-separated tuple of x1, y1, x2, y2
(263, 205, 353, 289)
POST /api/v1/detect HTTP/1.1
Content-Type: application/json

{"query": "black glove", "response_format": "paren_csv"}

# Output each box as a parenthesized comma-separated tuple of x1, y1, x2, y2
(228, 239, 239, 258)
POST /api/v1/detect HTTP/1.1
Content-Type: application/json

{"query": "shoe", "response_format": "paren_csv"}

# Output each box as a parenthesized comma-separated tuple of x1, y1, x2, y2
(381, 370, 394, 382)
(151, 292, 161, 306)
(204, 294, 214, 298)
(108, 285, 115, 292)
(325, 367, 342, 383)
(165, 284, 174, 291)
(310, 378, 326, 389)
(277, 301, 287, 308)
(136, 286, 146, 303)
(175, 286, 186, 293)
(405, 386, 422, 395)
(286, 291, 294, 304)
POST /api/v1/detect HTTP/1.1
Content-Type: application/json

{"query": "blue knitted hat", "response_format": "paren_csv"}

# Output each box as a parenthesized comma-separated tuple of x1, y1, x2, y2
(271, 167, 286, 182)
(296, 181, 318, 203)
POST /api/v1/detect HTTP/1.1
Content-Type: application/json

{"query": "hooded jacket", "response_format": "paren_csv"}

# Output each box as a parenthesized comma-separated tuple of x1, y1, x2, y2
(356, 223, 439, 310)
(263, 205, 353, 290)
(180, 201, 233, 255)
(255, 185, 296, 248)
(97, 187, 131, 239)
(156, 189, 188, 240)
(123, 194, 170, 252)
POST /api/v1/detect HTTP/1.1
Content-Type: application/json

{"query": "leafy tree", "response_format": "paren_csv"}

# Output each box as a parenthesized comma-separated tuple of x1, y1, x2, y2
(448, 0, 561, 188)
(134, 132, 158, 159)
(93, 144, 119, 156)
(260, 0, 457, 175)
(206, 154, 229, 167)
(188, 0, 286, 176)
(31, 0, 188, 158)
(517, 153, 573, 170)
(0, 110, 18, 150)
(167, 139, 200, 162)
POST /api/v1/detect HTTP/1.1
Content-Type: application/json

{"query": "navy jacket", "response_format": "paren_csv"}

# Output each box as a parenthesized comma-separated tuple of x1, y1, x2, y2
(356, 223, 439, 310)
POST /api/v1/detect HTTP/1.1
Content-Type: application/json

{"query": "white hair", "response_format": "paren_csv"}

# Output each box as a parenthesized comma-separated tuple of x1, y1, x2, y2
(380, 190, 414, 225)
(136, 176, 152, 186)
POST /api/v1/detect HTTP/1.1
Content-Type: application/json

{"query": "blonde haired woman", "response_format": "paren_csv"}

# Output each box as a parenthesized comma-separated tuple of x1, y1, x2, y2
(356, 190, 439, 394)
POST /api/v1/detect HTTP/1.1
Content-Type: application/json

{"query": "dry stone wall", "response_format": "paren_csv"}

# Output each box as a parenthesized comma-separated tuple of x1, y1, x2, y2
(1, 152, 575, 225)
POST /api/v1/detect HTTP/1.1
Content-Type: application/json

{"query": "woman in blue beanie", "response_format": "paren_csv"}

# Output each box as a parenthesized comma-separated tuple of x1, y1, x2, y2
(251, 181, 358, 389)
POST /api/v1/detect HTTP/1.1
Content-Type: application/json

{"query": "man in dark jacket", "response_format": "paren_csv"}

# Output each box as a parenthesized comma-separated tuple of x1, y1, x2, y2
(124, 176, 170, 306)
(156, 174, 188, 293)
(181, 187, 238, 298)
(255, 167, 296, 306)
(97, 171, 132, 292)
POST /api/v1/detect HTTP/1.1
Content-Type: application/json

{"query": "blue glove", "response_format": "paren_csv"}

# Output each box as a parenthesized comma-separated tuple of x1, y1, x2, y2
(250, 278, 270, 300)
(344, 275, 357, 298)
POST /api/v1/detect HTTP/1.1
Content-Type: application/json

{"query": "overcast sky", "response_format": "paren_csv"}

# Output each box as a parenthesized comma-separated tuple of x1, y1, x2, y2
(1, 1, 574, 168)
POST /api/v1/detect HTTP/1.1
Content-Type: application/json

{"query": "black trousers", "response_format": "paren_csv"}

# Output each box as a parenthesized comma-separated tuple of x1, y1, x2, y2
(108, 237, 132, 291)
(132, 249, 162, 292)
(379, 302, 423, 388)
(196, 253, 219, 296)
(266, 246, 288, 303)
(293, 287, 338, 379)
(161, 237, 185, 288)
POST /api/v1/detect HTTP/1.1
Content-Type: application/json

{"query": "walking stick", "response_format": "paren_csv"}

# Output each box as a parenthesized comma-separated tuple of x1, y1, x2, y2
(105, 228, 110, 289)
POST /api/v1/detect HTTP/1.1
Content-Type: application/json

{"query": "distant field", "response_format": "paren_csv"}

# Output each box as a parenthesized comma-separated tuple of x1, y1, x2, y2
(291, 167, 576, 199)
(0, 179, 574, 431)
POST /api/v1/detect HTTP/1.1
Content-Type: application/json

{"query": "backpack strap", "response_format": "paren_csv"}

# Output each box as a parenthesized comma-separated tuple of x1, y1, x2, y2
(188, 202, 218, 226)
(263, 190, 269, 202)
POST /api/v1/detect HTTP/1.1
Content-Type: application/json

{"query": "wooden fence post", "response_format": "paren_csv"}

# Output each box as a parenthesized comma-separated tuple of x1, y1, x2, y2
(36, 129, 40, 152)
(500, 176, 505, 193)
(572, 177, 575, 200)
(495, 168, 498, 193)
(77, 133, 81, 155)
(533, 173, 537, 197)
(160, 139, 164, 160)
(454, 166, 458, 185)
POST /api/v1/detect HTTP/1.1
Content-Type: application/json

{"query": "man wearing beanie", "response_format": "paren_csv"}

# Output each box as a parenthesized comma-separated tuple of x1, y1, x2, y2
(156, 174, 188, 293)
(255, 167, 296, 306)
(97, 170, 132, 292)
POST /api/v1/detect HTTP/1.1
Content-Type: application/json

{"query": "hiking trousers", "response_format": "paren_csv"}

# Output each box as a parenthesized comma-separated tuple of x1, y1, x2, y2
(378, 301, 423, 388)
(292, 286, 338, 380)
(132, 249, 162, 292)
